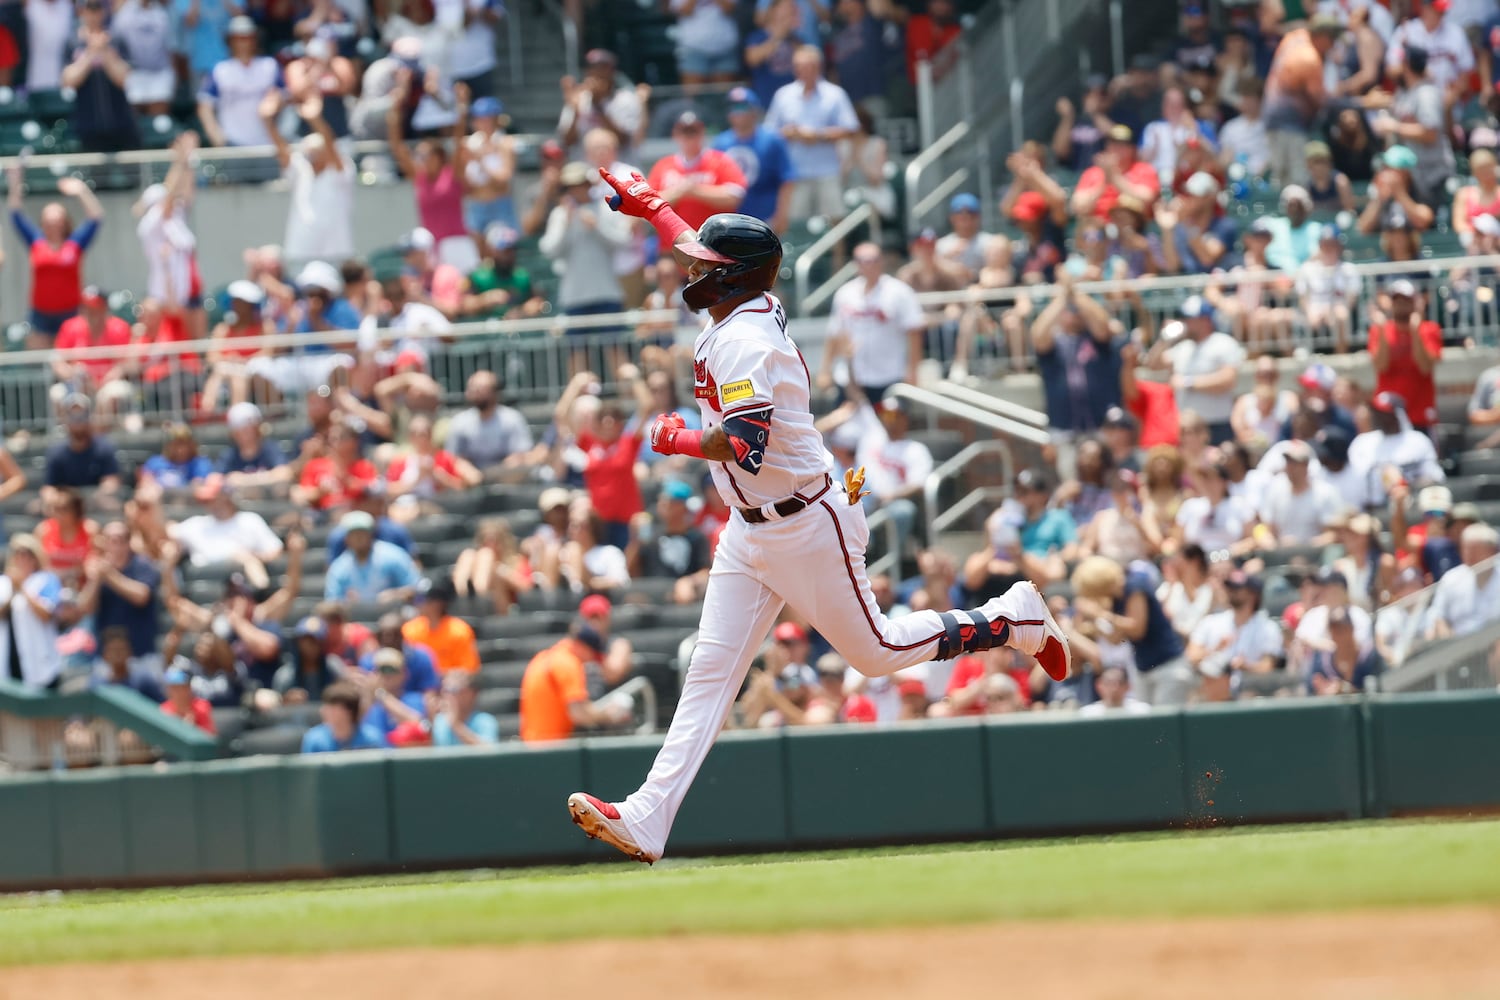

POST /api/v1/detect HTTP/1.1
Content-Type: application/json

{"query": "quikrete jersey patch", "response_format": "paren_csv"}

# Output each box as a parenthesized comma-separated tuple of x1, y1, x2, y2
(719, 379, 754, 405)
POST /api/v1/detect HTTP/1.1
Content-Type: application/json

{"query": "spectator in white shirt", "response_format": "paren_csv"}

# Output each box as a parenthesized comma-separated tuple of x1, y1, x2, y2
(1313, 425, 1366, 511)
(1187, 569, 1284, 701)
(1425, 522, 1500, 640)
(1293, 566, 1374, 672)
(1217, 77, 1269, 176)
(823, 242, 925, 401)
(373, 276, 451, 371)
(1258, 440, 1346, 547)
(1295, 224, 1360, 352)
(198, 16, 285, 148)
(854, 397, 933, 559)
(134, 133, 199, 315)
(263, 91, 354, 267)
(170, 487, 283, 588)
(112, 0, 174, 114)
(763, 45, 859, 221)
(1147, 297, 1247, 445)
(435, 0, 502, 97)
(1077, 665, 1151, 716)
(1386, 0, 1474, 95)
(1174, 461, 1252, 558)
(25, 0, 73, 91)
(1348, 391, 1445, 509)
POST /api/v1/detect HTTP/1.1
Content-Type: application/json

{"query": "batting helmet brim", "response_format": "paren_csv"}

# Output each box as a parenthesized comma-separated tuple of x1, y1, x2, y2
(674, 238, 738, 264)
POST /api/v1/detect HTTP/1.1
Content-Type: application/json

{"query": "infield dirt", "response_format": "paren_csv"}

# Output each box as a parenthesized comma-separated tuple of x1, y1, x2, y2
(5, 905, 1498, 1000)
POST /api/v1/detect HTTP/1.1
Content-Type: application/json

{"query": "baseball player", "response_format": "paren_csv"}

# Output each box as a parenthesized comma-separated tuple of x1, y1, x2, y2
(567, 170, 1072, 863)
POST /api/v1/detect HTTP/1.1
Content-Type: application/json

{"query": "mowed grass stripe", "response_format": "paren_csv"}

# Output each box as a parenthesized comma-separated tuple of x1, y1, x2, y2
(2, 819, 1498, 966)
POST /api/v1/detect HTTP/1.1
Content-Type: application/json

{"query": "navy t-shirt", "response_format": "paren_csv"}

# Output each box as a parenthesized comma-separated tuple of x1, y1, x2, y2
(218, 439, 288, 476)
(1116, 569, 1183, 672)
(1421, 537, 1461, 582)
(94, 555, 163, 657)
(830, 15, 889, 106)
(1036, 331, 1122, 433)
(745, 29, 797, 107)
(45, 437, 121, 488)
(238, 621, 285, 689)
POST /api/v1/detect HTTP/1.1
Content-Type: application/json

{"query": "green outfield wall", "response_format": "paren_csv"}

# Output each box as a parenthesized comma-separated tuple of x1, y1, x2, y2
(1, 692, 1497, 889)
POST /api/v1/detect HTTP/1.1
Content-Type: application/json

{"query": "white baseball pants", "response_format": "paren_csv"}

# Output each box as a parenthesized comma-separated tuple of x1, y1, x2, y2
(615, 492, 1034, 859)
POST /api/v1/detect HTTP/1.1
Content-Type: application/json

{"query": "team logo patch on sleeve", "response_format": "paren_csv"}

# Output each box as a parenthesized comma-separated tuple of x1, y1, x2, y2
(719, 379, 755, 404)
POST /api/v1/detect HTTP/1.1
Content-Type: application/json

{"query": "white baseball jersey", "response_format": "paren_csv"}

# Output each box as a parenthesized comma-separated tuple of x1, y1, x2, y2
(692, 292, 832, 508)
(828, 274, 925, 388)
(1386, 17, 1474, 90)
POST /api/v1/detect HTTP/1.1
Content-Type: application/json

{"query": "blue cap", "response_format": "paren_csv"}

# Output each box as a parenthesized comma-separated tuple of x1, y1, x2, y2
(294, 615, 328, 640)
(484, 223, 519, 250)
(949, 192, 981, 214)
(164, 666, 191, 685)
(470, 96, 504, 119)
(726, 86, 761, 110)
(1317, 223, 1343, 243)
(662, 480, 694, 502)
(1178, 295, 1214, 321)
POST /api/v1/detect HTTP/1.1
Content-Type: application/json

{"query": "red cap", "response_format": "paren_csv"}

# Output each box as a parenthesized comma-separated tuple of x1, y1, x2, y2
(393, 350, 426, 372)
(579, 594, 612, 619)
(1371, 391, 1404, 414)
(80, 286, 107, 309)
(1426, 0, 1450, 11)
(898, 679, 928, 698)
(772, 621, 807, 643)
(843, 695, 878, 723)
(1011, 191, 1048, 223)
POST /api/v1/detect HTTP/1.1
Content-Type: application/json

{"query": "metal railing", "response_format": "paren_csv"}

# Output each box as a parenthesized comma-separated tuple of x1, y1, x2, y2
(1379, 615, 1500, 693)
(794, 203, 882, 317)
(886, 383, 1047, 541)
(904, 120, 972, 236)
(929, 380, 1049, 431)
(1379, 553, 1500, 671)
(0, 679, 217, 770)
(866, 505, 903, 579)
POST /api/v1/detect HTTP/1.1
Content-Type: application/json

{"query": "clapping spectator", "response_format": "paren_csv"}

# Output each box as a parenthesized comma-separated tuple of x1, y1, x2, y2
(462, 97, 517, 234)
(7, 170, 105, 348)
(323, 510, 421, 605)
(61, 0, 138, 152)
(293, 422, 376, 514)
(50, 287, 135, 420)
(579, 128, 647, 305)
(0, 533, 63, 689)
(1186, 569, 1283, 701)
(1156, 172, 1236, 275)
(1373, 45, 1455, 209)
(647, 111, 748, 229)
(557, 48, 643, 157)
(1052, 74, 1115, 172)
(1142, 87, 1215, 182)
(170, 486, 282, 586)
(1071, 124, 1162, 220)
(1369, 279, 1442, 432)
(1030, 272, 1122, 436)
(744, 0, 801, 107)
(265, 92, 355, 268)
(198, 17, 283, 148)
(358, 645, 428, 737)
(765, 45, 859, 222)
(1357, 147, 1435, 263)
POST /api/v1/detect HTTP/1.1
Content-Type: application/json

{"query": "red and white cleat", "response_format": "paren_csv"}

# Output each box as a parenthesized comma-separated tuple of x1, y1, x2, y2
(994, 582, 1073, 682)
(567, 792, 658, 864)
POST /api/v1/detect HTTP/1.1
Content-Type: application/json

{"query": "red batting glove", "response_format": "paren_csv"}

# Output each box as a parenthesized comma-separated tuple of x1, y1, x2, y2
(600, 169, 669, 219)
(648, 411, 687, 454)
(600, 168, 693, 246)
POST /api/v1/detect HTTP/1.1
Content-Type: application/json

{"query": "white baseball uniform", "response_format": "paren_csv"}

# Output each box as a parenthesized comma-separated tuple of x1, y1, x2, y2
(612, 291, 1058, 860)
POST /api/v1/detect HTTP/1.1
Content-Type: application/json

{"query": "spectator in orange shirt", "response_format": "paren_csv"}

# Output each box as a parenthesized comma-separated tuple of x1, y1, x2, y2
(402, 580, 479, 674)
(518, 595, 634, 741)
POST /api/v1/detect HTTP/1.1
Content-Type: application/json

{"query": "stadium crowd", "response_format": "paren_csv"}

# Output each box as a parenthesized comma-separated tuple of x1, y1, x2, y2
(3, 0, 1500, 764)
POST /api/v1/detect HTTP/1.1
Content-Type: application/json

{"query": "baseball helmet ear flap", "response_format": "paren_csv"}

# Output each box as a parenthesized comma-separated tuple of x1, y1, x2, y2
(676, 214, 783, 311)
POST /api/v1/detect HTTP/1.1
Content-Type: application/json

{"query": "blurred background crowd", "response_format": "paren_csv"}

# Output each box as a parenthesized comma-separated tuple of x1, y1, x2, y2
(1, 0, 1499, 768)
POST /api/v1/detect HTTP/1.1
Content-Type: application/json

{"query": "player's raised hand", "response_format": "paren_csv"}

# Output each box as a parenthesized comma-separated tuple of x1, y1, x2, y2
(648, 411, 687, 455)
(599, 168, 668, 219)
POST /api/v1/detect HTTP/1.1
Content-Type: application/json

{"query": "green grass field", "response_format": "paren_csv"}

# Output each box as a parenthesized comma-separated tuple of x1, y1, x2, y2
(3, 818, 1498, 967)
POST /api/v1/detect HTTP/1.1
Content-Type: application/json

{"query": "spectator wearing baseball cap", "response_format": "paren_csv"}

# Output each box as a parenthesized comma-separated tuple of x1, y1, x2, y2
(1070, 122, 1162, 221)
(459, 223, 546, 322)
(628, 480, 712, 604)
(1303, 140, 1356, 213)
(1281, 362, 1358, 444)
(1158, 171, 1236, 276)
(1376, 43, 1456, 205)
(1359, 143, 1435, 264)
(43, 394, 122, 496)
(1264, 183, 1319, 270)
(215, 401, 291, 489)
(931, 192, 998, 282)
(202, 281, 274, 415)
(50, 286, 135, 421)
(1258, 439, 1346, 548)
(1348, 391, 1445, 510)
(323, 509, 422, 605)
(1145, 296, 1245, 445)
(646, 111, 749, 230)
(161, 661, 216, 735)
(895, 227, 968, 296)
(1002, 146, 1069, 284)
(1292, 566, 1375, 674)
(712, 86, 795, 232)
(519, 595, 634, 742)
(1369, 279, 1442, 431)
(431, 671, 502, 747)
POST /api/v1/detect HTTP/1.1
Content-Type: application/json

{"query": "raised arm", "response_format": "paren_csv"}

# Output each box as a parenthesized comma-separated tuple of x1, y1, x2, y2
(385, 71, 418, 179)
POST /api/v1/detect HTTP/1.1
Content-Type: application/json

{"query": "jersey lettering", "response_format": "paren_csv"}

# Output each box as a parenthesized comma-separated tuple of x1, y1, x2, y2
(723, 406, 773, 475)
(693, 358, 721, 413)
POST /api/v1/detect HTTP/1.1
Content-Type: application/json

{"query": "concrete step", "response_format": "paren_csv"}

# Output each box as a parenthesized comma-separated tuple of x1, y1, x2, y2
(933, 531, 985, 566)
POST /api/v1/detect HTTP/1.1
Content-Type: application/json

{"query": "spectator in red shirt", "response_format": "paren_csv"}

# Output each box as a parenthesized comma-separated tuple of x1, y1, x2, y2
(904, 0, 960, 81)
(50, 286, 135, 420)
(37, 487, 94, 590)
(1070, 124, 1162, 221)
(1119, 338, 1180, 448)
(293, 423, 378, 514)
(645, 111, 748, 229)
(1369, 279, 1442, 431)
(575, 366, 655, 550)
(161, 661, 216, 735)
(384, 414, 483, 523)
(6, 170, 106, 348)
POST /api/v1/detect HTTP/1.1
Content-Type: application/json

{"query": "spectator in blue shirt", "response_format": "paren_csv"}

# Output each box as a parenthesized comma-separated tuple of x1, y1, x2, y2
(79, 520, 163, 667)
(172, 0, 232, 85)
(293, 260, 361, 350)
(754, 0, 825, 47)
(431, 671, 500, 746)
(324, 510, 421, 605)
(763, 45, 859, 222)
(829, 0, 894, 114)
(301, 681, 388, 752)
(141, 423, 215, 491)
(361, 645, 429, 735)
(744, 0, 802, 107)
(326, 486, 413, 561)
(217, 401, 291, 489)
(712, 86, 795, 233)
(358, 612, 440, 694)
(1014, 468, 1077, 585)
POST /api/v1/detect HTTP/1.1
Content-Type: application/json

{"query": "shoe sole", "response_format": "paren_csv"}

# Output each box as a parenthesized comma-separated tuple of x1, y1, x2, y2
(567, 794, 655, 864)
(1026, 582, 1074, 682)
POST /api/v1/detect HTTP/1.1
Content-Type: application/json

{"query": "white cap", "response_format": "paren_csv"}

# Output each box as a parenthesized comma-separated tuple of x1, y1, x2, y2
(1184, 171, 1220, 198)
(139, 183, 168, 210)
(226, 279, 264, 306)
(296, 260, 344, 296)
(226, 401, 263, 430)
(1280, 184, 1313, 208)
(1418, 485, 1453, 514)
(404, 227, 436, 252)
